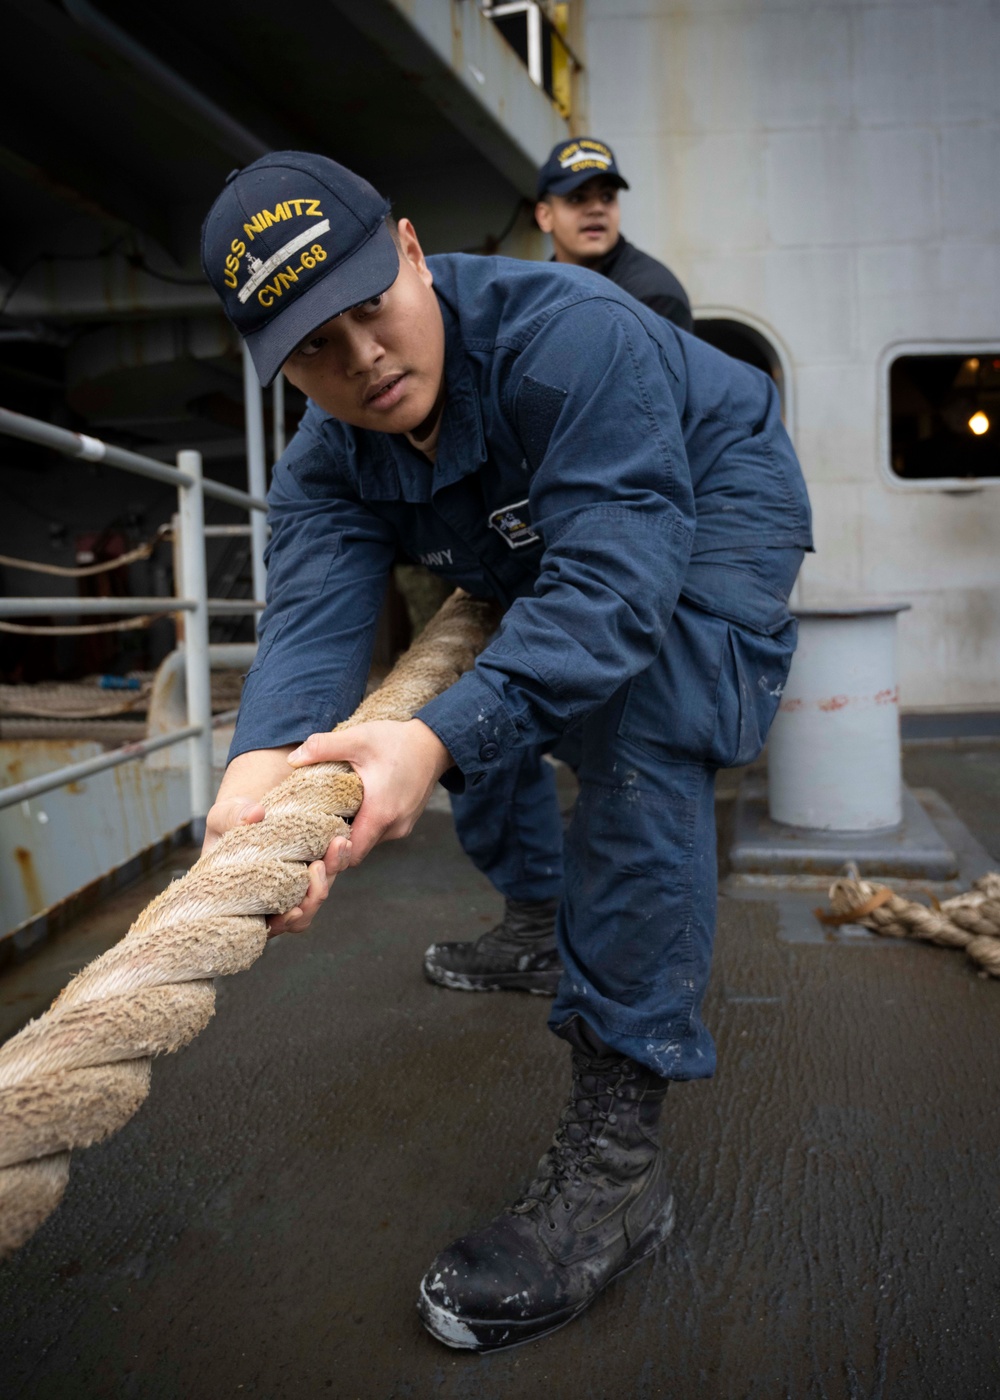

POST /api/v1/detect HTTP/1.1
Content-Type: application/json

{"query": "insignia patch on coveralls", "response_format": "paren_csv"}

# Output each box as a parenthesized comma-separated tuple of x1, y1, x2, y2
(488, 500, 539, 550)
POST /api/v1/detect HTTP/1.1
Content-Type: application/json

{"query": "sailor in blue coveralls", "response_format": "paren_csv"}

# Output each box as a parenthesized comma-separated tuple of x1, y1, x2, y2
(425, 133, 699, 998)
(201, 152, 812, 1352)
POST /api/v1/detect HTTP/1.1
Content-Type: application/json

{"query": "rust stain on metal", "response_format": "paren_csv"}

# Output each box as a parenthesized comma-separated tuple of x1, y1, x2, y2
(111, 761, 155, 848)
(3, 738, 96, 780)
(785, 690, 900, 714)
(451, 0, 464, 71)
(14, 846, 44, 914)
(3, 754, 25, 785)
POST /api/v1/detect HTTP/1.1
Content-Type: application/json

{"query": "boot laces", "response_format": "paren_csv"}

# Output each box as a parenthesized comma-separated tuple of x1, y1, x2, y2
(511, 1055, 635, 1215)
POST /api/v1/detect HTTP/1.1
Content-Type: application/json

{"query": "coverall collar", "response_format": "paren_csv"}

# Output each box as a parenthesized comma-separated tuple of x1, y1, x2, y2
(362, 293, 487, 504)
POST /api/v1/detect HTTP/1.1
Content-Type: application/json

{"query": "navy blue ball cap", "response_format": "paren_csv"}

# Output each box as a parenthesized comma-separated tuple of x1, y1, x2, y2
(536, 137, 629, 199)
(200, 151, 399, 386)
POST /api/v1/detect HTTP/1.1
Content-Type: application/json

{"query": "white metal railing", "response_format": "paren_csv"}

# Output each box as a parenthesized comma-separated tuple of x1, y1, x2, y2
(0, 406, 268, 836)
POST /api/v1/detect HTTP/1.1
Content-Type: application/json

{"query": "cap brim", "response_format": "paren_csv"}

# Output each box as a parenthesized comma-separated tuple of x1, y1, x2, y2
(540, 170, 629, 198)
(244, 221, 401, 386)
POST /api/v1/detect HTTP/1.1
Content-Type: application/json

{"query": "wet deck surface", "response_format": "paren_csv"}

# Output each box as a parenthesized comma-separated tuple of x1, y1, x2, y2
(2, 745, 1000, 1399)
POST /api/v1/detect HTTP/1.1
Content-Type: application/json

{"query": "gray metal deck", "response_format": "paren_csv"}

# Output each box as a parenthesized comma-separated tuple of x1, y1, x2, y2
(1, 743, 999, 1399)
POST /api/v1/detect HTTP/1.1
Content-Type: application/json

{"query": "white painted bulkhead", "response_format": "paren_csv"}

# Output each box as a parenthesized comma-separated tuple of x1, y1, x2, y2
(585, 0, 1000, 713)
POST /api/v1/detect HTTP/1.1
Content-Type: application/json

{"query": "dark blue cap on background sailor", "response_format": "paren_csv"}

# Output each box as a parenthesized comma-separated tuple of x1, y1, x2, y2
(535, 137, 630, 199)
(201, 151, 399, 386)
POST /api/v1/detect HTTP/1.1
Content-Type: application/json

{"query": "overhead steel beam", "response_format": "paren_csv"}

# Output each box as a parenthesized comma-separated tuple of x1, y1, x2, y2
(330, 0, 570, 198)
(0, 144, 135, 236)
(2, 249, 218, 320)
(0, 140, 171, 255)
(61, 0, 272, 165)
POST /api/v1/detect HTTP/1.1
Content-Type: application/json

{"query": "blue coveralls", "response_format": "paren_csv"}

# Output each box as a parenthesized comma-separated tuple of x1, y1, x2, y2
(230, 254, 813, 1079)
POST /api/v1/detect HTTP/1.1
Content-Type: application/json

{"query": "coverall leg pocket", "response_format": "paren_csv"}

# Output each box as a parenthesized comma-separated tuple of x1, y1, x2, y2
(711, 617, 798, 769)
(616, 602, 729, 763)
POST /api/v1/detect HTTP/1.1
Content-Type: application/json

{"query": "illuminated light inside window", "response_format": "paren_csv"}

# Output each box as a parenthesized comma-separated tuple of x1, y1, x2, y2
(889, 353, 1000, 480)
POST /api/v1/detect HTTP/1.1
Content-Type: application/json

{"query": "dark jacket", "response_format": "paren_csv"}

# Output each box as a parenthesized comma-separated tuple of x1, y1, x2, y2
(594, 235, 693, 331)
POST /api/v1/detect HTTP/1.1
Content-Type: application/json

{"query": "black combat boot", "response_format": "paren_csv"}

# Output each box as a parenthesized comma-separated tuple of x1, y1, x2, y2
(417, 1019, 674, 1351)
(423, 897, 562, 995)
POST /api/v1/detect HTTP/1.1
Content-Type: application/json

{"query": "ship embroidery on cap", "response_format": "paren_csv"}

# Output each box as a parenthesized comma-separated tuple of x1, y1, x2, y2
(558, 140, 613, 172)
(238, 220, 331, 304)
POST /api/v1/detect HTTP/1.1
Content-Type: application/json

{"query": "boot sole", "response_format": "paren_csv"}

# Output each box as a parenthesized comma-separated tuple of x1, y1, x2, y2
(417, 1195, 676, 1353)
(423, 960, 561, 997)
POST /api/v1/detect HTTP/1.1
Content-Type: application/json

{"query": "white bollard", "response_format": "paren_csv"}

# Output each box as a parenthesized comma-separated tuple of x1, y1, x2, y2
(767, 604, 909, 831)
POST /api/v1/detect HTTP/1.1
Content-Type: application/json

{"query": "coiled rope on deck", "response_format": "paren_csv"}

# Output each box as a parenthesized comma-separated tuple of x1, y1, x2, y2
(0, 589, 499, 1260)
(820, 871, 1000, 976)
(0, 678, 153, 720)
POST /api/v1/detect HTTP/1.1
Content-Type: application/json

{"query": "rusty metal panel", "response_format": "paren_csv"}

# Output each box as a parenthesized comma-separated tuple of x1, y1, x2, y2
(0, 740, 192, 936)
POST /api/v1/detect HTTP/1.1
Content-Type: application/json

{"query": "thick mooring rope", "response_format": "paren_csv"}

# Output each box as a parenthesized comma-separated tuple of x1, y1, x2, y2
(0, 615, 157, 636)
(0, 589, 498, 1260)
(0, 526, 165, 577)
(821, 871, 1000, 976)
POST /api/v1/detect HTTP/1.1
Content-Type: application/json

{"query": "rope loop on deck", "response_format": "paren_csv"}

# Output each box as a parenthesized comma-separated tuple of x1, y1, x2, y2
(0, 588, 499, 1260)
(822, 871, 1000, 976)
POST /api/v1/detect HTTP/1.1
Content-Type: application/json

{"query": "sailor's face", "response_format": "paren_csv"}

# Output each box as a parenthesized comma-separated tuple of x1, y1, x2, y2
(535, 177, 621, 265)
(281, 219, 445, 434)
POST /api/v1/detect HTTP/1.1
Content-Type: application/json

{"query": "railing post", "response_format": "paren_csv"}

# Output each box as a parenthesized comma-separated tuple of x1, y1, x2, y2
(170, 510, 184, 642)
(242, 341, 268, 606)
(272, 372, 286, 462)
(177, 449, 214, 838)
